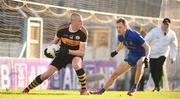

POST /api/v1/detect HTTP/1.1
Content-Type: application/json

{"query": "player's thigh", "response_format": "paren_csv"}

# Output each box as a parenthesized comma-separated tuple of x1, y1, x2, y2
(136, 57, 145, 69)
(41, 65, 58, 80)
(72, 57, 82, 70)
(114, 61, 131, 75)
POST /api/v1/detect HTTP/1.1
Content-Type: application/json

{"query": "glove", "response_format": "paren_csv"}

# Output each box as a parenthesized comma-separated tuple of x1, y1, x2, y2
(44, 48, 54, 58)
(111, 51, 118, 57)
(56, 46, 69, 56)
(144, 57, 149, 68)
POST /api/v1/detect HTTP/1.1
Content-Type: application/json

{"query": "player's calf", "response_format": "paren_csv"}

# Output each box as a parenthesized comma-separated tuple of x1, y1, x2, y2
(22, 75, 43, 93)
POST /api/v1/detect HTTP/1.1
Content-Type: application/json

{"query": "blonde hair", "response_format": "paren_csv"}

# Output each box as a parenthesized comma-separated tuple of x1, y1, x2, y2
(116, 18, 129, 28)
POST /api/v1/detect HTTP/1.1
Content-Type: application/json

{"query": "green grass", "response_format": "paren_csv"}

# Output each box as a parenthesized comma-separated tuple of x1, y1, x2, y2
(0, 89, 180, 99)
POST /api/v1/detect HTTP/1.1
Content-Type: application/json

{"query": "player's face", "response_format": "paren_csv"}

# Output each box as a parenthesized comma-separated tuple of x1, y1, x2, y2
(71, 16, 83, 29)
(116, 22, 127, 35)
(162, 23, 170, 32)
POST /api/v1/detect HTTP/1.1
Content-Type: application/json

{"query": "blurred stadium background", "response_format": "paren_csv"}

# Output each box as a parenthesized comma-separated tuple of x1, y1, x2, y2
(0, 0, 180, 91)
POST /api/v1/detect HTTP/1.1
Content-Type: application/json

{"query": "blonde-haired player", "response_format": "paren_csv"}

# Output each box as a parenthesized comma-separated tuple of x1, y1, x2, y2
(90, 18, 151, 96)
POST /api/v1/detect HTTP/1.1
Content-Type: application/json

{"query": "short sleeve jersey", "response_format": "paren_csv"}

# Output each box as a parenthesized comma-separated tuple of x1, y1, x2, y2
(57, 25, 87, 50)
(118, 29, 145, 56)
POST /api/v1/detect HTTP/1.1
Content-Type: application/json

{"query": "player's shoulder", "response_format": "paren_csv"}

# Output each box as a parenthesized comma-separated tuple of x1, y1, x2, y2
(169, 29, 176, 35)
(127, 29, 140, 36)
(79, 26, 88, 36)
(56, 23, 70, 37)
(169, 29, 177, 39)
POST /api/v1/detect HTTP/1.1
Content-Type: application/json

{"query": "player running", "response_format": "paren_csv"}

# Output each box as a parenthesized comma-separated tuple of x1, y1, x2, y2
(90, 18, 151, 96)
(22, 13, 89, 95)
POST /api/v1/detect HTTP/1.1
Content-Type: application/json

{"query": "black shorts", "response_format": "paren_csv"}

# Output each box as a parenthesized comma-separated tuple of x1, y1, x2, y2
(50, 54, 83, 70)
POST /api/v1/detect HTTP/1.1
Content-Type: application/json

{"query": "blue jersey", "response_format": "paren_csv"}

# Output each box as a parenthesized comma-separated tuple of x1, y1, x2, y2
(118, 29, 145, 65)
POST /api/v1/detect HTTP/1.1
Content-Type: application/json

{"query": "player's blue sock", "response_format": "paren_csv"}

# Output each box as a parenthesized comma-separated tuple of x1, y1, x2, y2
(132, 84, 138, 89)
(99, 88, 105, 94)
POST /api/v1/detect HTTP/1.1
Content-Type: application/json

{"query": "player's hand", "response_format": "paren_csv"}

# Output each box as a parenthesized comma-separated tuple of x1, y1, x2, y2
(44, 48, 54, 58)
(111, 51, 118, 57)
(144, 57, 149, 68)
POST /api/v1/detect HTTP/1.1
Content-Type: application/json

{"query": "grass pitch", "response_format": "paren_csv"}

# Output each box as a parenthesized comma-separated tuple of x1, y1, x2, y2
(0, 89, 180, 99)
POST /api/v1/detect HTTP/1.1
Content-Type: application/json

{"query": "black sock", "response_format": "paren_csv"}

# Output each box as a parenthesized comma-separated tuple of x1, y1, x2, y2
(27, 75, 43, 90)
(76, 68, 87, 89)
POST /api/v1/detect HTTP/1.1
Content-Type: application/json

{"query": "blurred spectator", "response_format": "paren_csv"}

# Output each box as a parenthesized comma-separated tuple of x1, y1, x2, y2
(145, 18, 178, 92)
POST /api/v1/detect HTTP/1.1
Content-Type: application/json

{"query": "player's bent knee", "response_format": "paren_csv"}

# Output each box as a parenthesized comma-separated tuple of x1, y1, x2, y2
(72, 57, 82, 70)
(136, 59, 144, 68)
(41, 71, 55, 80)
(40, 65, 57, 80)
(72, 64, 81, 70)
(137, 61, 144, 67)
(40, 73, 51, 80)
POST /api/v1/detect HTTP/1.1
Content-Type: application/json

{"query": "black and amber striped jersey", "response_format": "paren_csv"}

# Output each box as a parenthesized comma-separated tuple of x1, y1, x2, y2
(56, 24, 87, 50)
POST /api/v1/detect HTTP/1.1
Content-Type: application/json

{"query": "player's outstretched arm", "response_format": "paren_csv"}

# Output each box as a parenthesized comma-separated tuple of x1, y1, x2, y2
(111, 42, 124, 57)
(50, 35, 60, 44)
(141, 41, 151, 59)
(141, 42, 151, 68)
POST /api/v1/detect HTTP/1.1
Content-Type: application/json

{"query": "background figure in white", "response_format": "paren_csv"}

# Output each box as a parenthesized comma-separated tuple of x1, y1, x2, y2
(145, 18, 178, 92)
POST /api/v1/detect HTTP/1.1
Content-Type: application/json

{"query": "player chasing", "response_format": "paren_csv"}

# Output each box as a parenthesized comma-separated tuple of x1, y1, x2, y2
(90, 18, 151, 96)
(22, 13, 89, 95)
